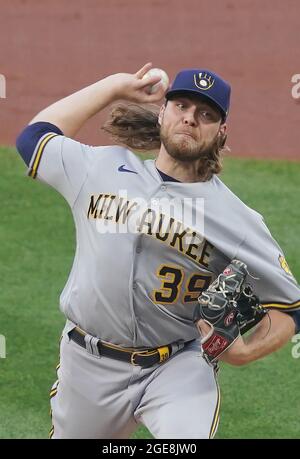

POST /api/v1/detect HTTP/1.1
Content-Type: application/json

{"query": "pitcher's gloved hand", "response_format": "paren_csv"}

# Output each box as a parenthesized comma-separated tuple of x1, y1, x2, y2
(193, 259, 267, 363)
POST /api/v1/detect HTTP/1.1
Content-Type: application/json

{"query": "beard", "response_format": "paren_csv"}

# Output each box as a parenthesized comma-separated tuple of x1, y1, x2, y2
(160, 126, 219, 162)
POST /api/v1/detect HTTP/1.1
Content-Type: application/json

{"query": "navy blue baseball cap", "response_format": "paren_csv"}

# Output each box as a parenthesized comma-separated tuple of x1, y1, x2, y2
(165, 69, 231, 121)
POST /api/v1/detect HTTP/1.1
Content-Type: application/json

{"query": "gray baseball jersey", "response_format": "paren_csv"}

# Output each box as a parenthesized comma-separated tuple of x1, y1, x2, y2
(28, 133, 300, 350)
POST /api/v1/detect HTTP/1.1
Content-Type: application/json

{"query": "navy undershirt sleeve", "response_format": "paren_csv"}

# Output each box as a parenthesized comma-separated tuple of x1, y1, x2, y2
(16, 122, 64, 166)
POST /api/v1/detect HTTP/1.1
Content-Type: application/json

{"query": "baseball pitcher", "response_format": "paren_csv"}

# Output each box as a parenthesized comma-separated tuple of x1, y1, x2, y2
(16, 63, 300, 439)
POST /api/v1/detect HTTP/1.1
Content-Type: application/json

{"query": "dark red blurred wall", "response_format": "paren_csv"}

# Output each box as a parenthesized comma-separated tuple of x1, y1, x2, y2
(0, 0, 299, 159)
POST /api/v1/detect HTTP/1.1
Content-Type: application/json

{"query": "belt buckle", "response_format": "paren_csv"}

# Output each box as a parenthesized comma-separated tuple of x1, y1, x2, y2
(130, 351, 140, 366)
(130, 349, 153, 366)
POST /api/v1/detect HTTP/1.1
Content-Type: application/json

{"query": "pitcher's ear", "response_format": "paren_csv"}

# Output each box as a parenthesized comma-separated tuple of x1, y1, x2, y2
(218, 124, 227, 147)
(220, 134, 227, 147)
(158, 104, 166, 126)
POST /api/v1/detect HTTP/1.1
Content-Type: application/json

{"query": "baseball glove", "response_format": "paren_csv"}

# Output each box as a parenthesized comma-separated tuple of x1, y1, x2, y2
(193, 259, 267, 364)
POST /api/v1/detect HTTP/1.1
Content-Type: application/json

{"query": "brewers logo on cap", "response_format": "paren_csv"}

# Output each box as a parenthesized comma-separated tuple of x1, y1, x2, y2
(194, 72, 215, 91)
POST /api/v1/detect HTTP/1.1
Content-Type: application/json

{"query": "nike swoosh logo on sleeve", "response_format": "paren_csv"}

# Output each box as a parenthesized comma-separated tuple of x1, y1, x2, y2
(118, 164, 138, 174)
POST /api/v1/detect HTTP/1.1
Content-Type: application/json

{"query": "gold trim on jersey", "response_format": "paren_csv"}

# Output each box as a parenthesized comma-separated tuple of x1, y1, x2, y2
(49, 333, 63, 440)
(49, 377, 59, 440)
(49, 405, 55, 439)
(49, 426, 54, 439)
(49, 386, 58, 399)
(262, 299, 300, 310)
(28, 133, 59, 179)
(209, 373, 221, 439)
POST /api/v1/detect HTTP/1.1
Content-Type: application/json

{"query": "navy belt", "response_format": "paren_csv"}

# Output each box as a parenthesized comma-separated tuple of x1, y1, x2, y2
(68, 327, 194, 368)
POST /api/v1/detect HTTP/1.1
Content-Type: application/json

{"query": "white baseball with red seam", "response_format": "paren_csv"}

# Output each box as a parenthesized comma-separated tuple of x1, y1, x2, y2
(142, 68, 169, 94)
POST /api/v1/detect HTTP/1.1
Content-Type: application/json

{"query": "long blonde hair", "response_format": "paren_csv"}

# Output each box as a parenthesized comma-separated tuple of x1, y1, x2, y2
(102, 103, 228, 179)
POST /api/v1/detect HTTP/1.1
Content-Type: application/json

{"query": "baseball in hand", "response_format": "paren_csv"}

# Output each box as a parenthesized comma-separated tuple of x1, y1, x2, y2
(142, 68, 169, 94)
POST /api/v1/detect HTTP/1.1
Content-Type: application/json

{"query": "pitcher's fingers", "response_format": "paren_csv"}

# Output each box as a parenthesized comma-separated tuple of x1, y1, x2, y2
(137, 74, 162, 89)
(197, 319, 212, 335)
(135, 62, 153, 79)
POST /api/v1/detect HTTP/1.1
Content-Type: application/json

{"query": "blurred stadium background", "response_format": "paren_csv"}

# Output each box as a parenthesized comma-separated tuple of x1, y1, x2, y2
(0, 0, 299, 439)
